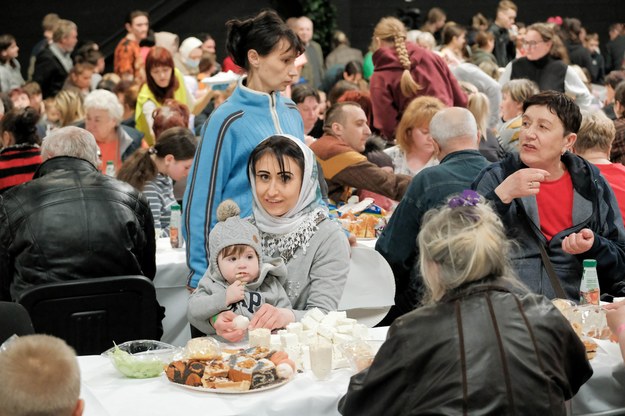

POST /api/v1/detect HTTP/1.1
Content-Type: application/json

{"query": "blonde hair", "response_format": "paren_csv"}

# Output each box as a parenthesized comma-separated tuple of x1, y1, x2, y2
(0, 335, 80, 416)
(458, 82, 489, 138)
(501, 79, 539, 103)
(373, 17, 421, 96)
(54, 89, 84, 127)
(418, 195, 518, 303)
(395, 96, 446, 152)
(574, 110, 616, 154)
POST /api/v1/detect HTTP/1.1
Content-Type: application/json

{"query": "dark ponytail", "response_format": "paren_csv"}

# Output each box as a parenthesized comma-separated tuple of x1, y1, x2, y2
(116, 126, 196, 190)
(225, 9, 303, 70)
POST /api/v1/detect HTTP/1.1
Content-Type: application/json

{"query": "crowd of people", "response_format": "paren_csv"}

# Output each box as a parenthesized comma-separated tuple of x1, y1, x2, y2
(1, 3, 625, 414)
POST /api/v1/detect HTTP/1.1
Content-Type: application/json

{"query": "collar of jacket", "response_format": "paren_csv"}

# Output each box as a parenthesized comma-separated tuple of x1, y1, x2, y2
(33, 156, 98, 179)
(439, 275, 520, 303)
(500, 151, 596, 201)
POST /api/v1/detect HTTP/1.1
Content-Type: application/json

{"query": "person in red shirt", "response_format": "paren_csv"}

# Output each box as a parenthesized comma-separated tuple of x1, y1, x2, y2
(573, 109, 625, 221)
(474, 91, 625, 300)
(0, 107, 42, 193)
(114, 11, 149, 83)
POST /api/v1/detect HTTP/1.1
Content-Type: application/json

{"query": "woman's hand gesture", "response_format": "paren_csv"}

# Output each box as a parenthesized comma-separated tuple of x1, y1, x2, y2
(562, 228, 594, 255)
(494, 168, 550, 204)
(249, 304, 295, 331)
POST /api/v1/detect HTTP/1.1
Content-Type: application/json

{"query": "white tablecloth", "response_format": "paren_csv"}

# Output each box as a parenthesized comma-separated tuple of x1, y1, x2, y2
(80, 328, 387, 416)
(570, 339, 625, 415)
(154, 239, 191, 347)
(78, 327, 625, 416)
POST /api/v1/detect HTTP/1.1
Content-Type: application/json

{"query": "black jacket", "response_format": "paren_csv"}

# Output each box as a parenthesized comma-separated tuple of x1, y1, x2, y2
(339, 279, 592, 416)
(0, 156, 156, 301)
(32, 46, 69, 99)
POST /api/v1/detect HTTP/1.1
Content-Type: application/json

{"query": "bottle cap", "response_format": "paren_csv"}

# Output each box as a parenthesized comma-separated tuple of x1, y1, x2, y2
(583, 259, 597, 267)
(171, 204, 181, 211)
(106, 160, 114, 165)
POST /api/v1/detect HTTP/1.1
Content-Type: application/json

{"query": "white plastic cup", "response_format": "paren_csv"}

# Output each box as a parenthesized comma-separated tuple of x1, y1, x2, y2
(310, 341, 332, 380)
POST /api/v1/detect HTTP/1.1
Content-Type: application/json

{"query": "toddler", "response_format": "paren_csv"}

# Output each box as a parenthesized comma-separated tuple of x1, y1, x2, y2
(187, 200, 291, 335)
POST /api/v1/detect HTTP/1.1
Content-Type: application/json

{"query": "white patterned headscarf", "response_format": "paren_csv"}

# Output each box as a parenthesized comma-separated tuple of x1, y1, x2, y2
(248, 134, 326, 261)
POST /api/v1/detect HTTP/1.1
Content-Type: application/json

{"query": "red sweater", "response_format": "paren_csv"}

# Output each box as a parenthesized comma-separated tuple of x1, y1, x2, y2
(370, 43, 468, 140)
(0, 145, 42, 193)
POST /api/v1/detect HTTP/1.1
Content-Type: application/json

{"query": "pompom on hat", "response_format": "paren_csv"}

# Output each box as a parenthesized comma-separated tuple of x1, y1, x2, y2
(209, 200, 262, 272)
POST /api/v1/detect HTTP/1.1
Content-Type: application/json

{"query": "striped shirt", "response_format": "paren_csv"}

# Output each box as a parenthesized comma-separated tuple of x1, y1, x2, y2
(143, 173, 176, 235)
(0, 145, 42, 193)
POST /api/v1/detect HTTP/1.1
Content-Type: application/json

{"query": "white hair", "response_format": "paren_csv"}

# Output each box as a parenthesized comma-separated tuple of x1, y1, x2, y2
(84, 89, 124, 123)
(41, 126, 100, 167)
(429, 107, 478, 149)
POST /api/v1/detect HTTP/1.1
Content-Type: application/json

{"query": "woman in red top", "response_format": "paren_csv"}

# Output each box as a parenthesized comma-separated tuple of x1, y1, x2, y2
(0, 107, 42, 193)
(369, 16, 467, 141)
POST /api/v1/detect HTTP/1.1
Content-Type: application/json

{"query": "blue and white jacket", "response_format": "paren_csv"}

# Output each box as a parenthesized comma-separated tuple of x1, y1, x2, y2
(182, 78, 304, 288)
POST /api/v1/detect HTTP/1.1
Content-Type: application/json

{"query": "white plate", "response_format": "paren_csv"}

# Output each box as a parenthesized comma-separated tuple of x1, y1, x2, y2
(164, 374, 291, 394)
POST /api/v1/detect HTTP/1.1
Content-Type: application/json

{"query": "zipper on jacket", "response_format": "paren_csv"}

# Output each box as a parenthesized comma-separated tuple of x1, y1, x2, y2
(269, 93, 283, 134)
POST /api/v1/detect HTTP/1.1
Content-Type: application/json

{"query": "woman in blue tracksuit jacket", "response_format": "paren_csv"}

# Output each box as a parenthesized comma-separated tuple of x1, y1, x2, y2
(182, 10, 305, 289)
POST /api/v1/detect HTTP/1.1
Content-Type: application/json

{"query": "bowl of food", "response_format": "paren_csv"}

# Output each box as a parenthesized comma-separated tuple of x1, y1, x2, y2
(339, 340, 384, 372)
(102, 340, 181, 379)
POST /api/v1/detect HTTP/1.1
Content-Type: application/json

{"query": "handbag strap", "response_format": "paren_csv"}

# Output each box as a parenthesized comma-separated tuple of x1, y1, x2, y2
(536, 239, 568, 299)
(519, 207, 568, 299)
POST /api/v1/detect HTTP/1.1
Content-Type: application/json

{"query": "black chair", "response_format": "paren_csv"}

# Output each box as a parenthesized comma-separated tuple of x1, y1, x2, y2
(17, 276, 160, 355)
(0, 301, 35, 344)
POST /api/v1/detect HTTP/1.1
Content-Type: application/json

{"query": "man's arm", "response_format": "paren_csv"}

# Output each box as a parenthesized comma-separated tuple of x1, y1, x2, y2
(376, 179, 426, 291)
(333, 160, 411, 201)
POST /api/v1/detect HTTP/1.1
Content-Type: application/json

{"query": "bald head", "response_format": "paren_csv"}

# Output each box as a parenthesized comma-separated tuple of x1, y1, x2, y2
(429, 107, 479, 152)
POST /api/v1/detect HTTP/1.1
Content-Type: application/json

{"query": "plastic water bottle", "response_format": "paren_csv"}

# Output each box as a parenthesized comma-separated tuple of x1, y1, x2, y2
(579, 259, 600, 305)
(170, 204, 181, 248)
(105, 160, 116, 177)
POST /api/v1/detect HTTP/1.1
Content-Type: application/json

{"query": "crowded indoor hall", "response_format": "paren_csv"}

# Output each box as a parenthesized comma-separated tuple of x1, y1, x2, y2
(1, 2, 625, 415)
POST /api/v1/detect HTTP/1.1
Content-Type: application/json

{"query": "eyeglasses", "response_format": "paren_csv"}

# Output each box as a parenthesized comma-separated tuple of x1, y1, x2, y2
(522, 40, 545, 48)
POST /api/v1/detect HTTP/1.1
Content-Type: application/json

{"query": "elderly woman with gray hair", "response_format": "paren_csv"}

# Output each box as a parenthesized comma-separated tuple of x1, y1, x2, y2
(84, 89, 143, 173)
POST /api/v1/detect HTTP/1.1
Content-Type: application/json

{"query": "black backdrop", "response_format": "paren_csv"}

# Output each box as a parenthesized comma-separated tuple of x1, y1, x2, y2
(1, 0, 624, 77)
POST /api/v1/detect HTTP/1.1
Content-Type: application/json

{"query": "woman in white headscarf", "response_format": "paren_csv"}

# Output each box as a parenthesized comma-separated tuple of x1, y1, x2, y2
(212, 134, 350, 341)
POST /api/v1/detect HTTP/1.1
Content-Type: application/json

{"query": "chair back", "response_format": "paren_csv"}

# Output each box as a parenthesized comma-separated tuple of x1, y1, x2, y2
(17, 276, 160, 355)
(0, 301, 34, 344)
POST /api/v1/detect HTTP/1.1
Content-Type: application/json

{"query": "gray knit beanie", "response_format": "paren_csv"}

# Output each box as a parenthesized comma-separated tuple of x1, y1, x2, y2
(209, 200, 262, 273)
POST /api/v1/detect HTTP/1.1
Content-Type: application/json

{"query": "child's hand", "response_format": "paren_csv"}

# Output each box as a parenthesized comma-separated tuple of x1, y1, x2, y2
(226, 280, 245, 306)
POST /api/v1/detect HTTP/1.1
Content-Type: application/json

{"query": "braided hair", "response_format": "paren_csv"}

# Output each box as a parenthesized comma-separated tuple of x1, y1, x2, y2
(373, 17, 421, 97)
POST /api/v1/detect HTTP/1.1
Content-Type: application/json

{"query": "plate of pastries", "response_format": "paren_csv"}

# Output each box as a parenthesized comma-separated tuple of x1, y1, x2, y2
(165, 337, 296, 393)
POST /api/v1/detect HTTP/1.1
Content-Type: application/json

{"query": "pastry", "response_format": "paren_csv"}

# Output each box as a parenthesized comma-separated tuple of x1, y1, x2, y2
(165, 359, 208, 387)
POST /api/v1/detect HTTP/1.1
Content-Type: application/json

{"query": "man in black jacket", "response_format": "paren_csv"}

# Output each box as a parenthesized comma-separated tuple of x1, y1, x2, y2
(0, 126, 156, 302)
(32, 19, 78, 98)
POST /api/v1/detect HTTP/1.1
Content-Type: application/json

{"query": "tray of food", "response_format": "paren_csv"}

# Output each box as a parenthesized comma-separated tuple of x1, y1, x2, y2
(164, 337, 295, 393)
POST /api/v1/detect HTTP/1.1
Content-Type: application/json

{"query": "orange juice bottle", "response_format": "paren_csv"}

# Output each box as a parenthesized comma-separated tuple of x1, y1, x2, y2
(579, 259, 600, 305)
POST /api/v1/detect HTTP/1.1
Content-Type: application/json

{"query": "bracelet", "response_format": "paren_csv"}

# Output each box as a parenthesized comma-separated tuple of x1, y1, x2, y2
(210, 314, 219, 326)
(616, 323, 625, 336)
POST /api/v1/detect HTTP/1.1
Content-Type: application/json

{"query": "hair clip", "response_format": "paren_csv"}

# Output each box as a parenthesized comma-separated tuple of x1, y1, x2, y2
(148, 147, 157, 155)
(448, 189, 480, 209)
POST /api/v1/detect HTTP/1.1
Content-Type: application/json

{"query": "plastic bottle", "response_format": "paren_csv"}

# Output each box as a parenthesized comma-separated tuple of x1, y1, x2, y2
(170, 204, 181, 248)
(105, 161, 116, 177)
(579, 259, 600, 305)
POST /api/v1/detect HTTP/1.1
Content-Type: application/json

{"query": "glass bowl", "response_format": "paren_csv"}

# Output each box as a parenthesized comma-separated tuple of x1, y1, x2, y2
(338, 340, 384, 372)
(102, 340, 181, 378)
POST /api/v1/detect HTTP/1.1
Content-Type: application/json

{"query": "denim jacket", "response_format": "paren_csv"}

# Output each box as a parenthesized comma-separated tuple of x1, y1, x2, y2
(376, 150, 490, 318)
